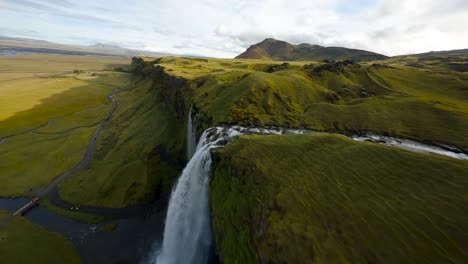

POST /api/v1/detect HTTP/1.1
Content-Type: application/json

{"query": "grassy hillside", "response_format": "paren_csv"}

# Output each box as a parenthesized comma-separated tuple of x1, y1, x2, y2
(0, 211, 81, 263)
(150, 56, 468, 150)
(58, 78, 187, 207)
(236, 38, 388, 62)
(211, 134, 468, 264)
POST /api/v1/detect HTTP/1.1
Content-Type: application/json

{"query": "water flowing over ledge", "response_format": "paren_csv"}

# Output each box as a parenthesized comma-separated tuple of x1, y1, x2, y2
(186, 108, 199, 160)
(147, 123, 467, 264)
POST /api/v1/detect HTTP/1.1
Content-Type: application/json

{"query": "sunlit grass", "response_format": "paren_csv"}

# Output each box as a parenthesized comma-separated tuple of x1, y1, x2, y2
(0, 211, 81, 264)
(212, 134, 468, 263)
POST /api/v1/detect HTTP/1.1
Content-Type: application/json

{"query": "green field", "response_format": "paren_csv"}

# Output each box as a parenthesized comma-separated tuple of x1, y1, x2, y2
(0, 211, 81, 264)
(0, 71, 130, 197)
(148, 56, 468, 150)
(1, 53, 467, 263)
(211, 134, 468, 264)
(58, 78, 187, 208)
(128, 56, 468, 263)
(0, 55, 130, 262)
(0, 55, 133, 196)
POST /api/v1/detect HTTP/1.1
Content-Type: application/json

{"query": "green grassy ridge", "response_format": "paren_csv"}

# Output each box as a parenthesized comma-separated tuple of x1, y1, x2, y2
(211, 134, 468, 264)
(0, 211, 81, 264)
(141, 57, 468, 149)
(58, 77, 187, 208)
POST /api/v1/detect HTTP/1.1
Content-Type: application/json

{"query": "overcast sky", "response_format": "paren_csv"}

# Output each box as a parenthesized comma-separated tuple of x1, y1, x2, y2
(0, 0, 467, 57)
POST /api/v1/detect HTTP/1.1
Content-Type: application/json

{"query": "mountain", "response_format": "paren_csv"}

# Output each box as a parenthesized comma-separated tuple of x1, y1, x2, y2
(89, 43, 122, 49)
(409, 49, 468, 58)
(0, 36, 168, 58)
(236, 38, 389, 62)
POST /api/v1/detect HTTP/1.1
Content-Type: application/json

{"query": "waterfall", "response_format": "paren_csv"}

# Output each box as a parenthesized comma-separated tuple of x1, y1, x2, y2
(146, 124, 467, 264)
(187, 108, 199, 159)
(149, 128, 224, 264)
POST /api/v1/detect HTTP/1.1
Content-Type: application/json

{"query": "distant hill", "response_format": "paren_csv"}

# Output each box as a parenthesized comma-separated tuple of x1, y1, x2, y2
(236, 38, 389, 62)
(403, 49, 468, 58)
(89, 43, 122, 49)
(0, 36, 168, 58)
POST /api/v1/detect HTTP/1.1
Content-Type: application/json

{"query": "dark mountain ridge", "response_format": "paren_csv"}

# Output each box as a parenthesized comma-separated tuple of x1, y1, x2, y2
(236, 38, 389, 62)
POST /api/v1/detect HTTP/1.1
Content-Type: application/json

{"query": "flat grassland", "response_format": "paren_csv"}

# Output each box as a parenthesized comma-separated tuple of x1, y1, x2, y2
(212, 134, 468, 264)
(0, 55, 130, 197)
(0, 211, 81, 263)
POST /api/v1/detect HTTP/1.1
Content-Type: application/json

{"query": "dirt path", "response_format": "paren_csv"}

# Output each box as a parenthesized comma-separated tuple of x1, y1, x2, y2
(0, 102, 108, 143)
(36, 95, 118, 197)
(0, 88, 146, 226)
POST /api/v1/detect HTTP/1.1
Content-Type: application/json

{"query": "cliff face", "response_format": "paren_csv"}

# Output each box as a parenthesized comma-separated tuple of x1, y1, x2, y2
(131, 57, 192, 120)
(131, 56, 468, 264)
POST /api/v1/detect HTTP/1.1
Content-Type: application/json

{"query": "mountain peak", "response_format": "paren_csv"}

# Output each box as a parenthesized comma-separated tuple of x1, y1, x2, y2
(236, 39, 388, 62)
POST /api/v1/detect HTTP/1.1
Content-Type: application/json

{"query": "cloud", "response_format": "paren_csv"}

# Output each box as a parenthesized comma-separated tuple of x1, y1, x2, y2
(154, 27, 172, 35)
(0, 27, 41, 38)
(2, 0, 142, 31)
(41, 0, 74, 8)
(0, 0, 467, 57)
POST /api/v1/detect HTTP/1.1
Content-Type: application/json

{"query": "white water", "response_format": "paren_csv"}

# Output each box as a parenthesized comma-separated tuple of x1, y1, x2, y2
(148, 124, 467, 264)
(150, 128, 223, 264)
(351, 133, 468, 160)
(148, 126, 313, 264)
(187, 108, 199, 159)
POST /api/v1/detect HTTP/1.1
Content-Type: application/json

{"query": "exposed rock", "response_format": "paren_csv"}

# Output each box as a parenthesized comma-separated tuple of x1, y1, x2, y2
(325, 92, 340, 103)
(266, 62, 290, 73)
(371, 63, 393, 69)
(313, 60, 359, 74)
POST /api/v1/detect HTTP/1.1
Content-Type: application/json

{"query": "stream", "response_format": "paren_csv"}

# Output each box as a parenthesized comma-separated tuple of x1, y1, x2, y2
(1, 99, 467, 264)
(147, 109, 467, 264)
(0, 88, 166, 263)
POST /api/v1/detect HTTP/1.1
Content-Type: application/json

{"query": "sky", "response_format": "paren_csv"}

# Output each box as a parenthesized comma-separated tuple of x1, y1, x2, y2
(0, 0, 467, 58)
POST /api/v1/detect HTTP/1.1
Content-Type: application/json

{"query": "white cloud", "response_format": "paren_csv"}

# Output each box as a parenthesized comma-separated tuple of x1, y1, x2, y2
(0, 0, 467, 57)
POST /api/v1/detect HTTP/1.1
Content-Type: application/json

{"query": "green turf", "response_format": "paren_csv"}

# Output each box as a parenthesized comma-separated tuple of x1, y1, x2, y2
(211, 134, 468, 264)
(0, 211, 81, 264)
(146, 57, 468, 149)
(0, 73, 128, 197)
(58, 78, 187, 208)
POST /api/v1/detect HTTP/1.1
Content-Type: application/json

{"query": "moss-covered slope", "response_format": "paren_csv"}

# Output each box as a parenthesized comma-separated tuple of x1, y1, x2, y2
(149, 56, 468, 150)
(58, 70, 190, 208)
(211, 134, 468, 264)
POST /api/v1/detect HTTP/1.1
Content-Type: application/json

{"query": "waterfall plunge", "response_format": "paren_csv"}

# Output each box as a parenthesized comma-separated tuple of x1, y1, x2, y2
(147, 123, 468, 264)
(148, 126, 311, 264)
(150, 124, 224, 264)
(187, 108, 198, 159)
